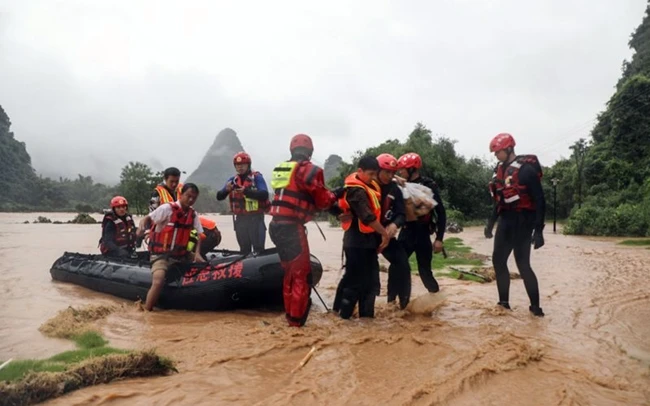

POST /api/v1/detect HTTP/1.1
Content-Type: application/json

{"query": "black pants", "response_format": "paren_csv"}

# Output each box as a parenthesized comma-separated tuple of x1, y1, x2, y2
(234, 214, 266, 255)
(382, 239, 412, 309)
(199, 228, 222, 258)
(492, 212, 540, 307)
(398, 222, 439, 292)
(335, 248, 379, 319)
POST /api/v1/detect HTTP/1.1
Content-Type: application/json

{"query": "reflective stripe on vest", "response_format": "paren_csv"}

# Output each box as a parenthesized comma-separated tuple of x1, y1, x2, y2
(338, 173, 382, 233)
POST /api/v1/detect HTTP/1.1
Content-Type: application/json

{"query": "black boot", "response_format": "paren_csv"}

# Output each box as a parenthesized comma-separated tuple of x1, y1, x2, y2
(529, 305, 545, 317)
(339, 288, 359, 320)
(358, 293, 376, 318)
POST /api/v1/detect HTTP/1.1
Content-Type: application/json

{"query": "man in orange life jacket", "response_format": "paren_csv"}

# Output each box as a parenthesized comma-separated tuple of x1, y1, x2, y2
(150, 167, 183, 212)
(396, 152, 447, 293)
(216, 152, 270, 255)
(334, 156, 390, 319)
(99, 196, 138, 258)
(268, 134, 337, 327)
(136, 183, 206, 311)
(485, 133, 546, 317)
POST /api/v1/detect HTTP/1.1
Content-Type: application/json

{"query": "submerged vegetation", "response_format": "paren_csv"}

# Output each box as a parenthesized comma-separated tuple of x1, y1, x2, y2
(0, 305, 175, 406)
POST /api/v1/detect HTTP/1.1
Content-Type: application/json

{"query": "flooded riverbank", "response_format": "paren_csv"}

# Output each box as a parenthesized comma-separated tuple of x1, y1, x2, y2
(1, 212, 648, 405)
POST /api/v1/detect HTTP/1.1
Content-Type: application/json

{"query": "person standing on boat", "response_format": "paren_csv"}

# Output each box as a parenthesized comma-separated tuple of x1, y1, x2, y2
(137, 183, 205, 311)
(149, 167, 183, 212)
(216, 152, 270, 255)
(268, 134, 338, 327)
(99, 196, 138, 258)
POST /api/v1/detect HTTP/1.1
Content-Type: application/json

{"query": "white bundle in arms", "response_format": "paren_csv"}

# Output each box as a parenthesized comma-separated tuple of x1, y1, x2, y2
(398, 181, 437, 217)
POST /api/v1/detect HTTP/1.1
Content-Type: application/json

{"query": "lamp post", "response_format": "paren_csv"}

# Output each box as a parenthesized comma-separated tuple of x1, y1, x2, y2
(551, 178, 559, 233)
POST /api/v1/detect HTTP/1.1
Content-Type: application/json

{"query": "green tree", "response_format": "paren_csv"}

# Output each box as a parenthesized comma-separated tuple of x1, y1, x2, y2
(331, 122, 494, 222)
(569, 138, 589, 208)
(119, 162, 157, 215)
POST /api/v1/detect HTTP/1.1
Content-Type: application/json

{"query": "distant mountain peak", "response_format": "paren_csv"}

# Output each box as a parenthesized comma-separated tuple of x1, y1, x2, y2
(186, 128, 245, 188)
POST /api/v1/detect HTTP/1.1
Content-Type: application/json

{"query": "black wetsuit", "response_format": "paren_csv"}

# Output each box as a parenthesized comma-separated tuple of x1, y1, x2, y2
(398, 176, 446, 292)
(488, 161, 546, 316)
(377, 182, 411, 309)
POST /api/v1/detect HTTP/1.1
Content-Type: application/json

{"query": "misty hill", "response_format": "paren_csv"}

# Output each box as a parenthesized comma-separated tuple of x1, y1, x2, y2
(323, 154, 343, 182)
(0, 105, 39, 208)
(186, 128, 245, 189)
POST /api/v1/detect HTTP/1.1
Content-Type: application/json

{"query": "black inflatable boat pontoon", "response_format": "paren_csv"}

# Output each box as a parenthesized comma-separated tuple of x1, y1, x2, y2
(50, 248, 323, 311)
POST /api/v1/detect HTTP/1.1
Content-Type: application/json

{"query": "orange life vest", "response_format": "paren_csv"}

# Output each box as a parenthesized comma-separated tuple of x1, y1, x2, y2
(229, 172, 270, 215)
(338, 173, 382, 233)
(156, 182, 184, 204)
(148, 202, 196, 257)
(198, 216, 217, 240)
(99, 211, 136, 254)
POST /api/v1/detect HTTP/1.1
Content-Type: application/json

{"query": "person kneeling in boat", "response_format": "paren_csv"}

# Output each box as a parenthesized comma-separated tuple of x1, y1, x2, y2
(187, 216, 222, 258)
(136, 183, 206, 311)
(99, 196, 138, 259)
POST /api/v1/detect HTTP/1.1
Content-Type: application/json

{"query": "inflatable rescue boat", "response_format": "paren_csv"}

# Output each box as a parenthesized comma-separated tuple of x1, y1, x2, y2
(50, 249, 324, 311)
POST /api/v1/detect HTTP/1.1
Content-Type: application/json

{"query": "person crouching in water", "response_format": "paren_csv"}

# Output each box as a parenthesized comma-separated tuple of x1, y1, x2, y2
(335, 156, 390, 319)
(375, 153, 411, 309)
(99, 196, 138, 258)
(217, 152, 270, 255)
(136, 183, 206, 311)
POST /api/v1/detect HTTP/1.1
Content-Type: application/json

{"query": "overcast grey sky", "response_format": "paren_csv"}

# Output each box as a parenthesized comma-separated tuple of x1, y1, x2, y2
(0, 0, 647, 184)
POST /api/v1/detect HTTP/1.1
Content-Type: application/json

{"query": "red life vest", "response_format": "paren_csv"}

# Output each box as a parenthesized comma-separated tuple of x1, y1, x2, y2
(489, 154, 542, 212)
(338, 173, 382, 233)
(270, 161, 317, 223)
(99, 211, 137, 255)
(229, 172, 271, 215)
(148, 202, 196, 257)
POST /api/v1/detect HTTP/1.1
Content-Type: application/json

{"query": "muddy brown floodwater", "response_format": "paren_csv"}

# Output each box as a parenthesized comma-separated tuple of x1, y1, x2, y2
(1, 212, 649, 405)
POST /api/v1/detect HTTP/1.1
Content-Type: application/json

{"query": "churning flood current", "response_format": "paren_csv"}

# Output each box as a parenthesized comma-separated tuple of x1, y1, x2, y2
(0, 212, 649, 405)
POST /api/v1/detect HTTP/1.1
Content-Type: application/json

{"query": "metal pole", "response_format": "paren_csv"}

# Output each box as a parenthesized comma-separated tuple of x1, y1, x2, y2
(551, 178, 559, 233)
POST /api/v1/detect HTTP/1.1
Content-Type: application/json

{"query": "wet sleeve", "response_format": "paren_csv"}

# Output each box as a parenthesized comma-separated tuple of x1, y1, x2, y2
(102, 221, 120, 251)
(193, 214, 204, 234)
(392, 185, 406, 228)
(149, 204, 171, 226)
(216, 177, 234, 201)
(243, 173, 270, 201)
(422, 179, 446, 241)
(433, 187, 446, 241)
(347, 188, 377, 225)
(327, 201, 343, 216)
(519, 164, 546, 228)
(301, 164, 336, 210)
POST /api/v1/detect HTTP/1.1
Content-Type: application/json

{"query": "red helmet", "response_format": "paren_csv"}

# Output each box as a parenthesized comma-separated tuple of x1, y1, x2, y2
(233, 151, 251, 165)
(398, 152, 422, 169)
(290, 133, 314, 153)
(110, 196, 128, 208)
(489, 133, 516, 152)
(377, 153, 399, 170)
